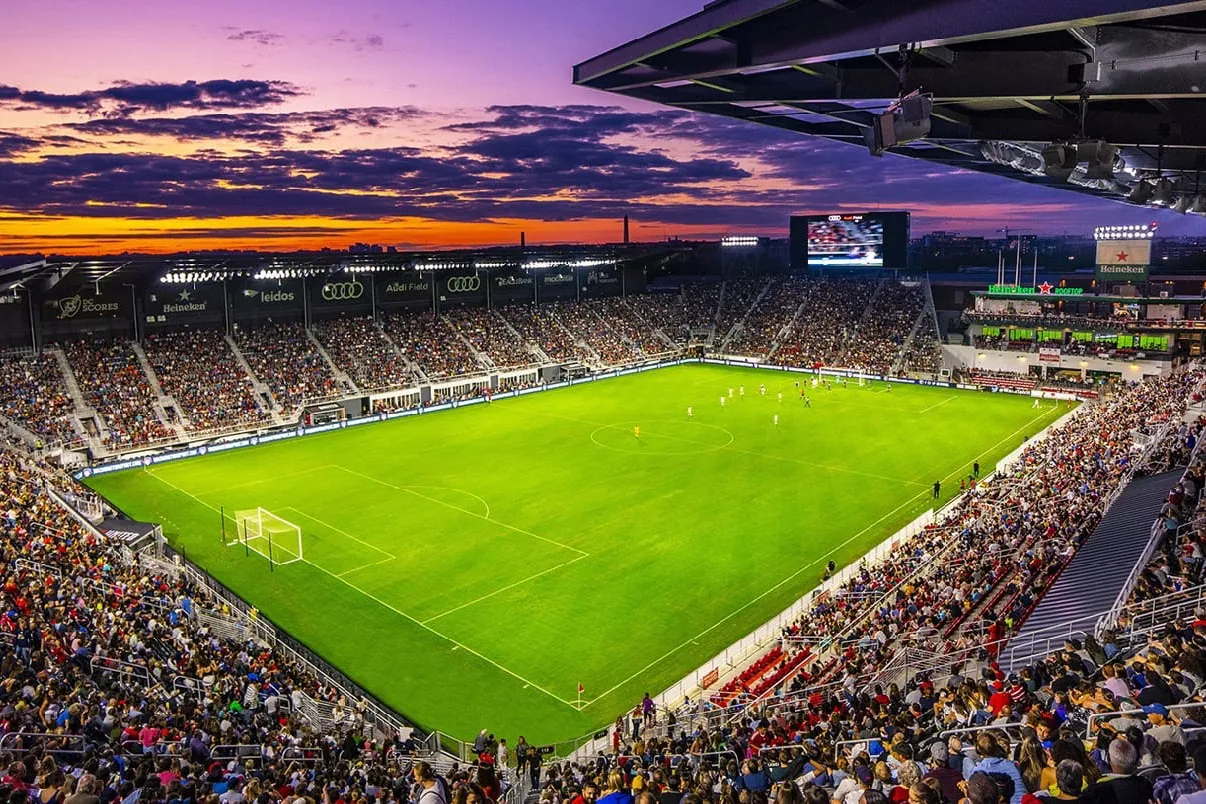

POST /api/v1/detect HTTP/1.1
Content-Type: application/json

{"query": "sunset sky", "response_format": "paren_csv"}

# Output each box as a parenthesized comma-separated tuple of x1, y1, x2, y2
(1, 0, 1201, 256)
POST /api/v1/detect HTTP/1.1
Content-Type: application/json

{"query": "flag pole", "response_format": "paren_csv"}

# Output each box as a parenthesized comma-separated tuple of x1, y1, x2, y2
(1032, 246, 1038, 288)
(1014, 239, 1022, 286)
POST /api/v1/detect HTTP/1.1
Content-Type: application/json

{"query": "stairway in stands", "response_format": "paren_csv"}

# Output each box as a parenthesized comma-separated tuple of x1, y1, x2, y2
(1004, 468, 1184, 671)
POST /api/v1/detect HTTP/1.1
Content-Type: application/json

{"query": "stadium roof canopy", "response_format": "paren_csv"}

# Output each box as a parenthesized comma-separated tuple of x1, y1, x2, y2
(574, 0, 1206, 212)
(0, 243, 689, 296)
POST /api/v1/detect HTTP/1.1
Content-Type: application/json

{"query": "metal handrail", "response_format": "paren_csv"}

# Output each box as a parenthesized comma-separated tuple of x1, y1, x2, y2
(1084, 701, 1206, 739)
(0, 732, 88, 757)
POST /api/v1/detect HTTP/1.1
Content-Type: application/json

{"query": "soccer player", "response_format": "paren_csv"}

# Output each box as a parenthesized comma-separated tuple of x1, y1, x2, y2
(811, 377, 819, 389)
(759, 384, 766, 396)
(720, 396, 725, 407)
(739, 385, 745, 398)
(687, 406, 693, 419)
(1033, 397, 1041, 408)
(634, 425, 640, 439)
(804, 396, 811, 408)
(777, 392, 783, 403)
(973, 461, 980, 477)
(932, 480, 941, 498)
(728, 387, 734, 398)
(773, 414, 779, 427)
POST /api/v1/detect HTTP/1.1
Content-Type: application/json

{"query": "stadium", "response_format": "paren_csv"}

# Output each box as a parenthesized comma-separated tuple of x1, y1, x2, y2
(3, 2, 1206, 804)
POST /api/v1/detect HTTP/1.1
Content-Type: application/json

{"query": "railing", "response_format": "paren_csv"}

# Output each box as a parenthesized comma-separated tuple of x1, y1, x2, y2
(938, 722, 1031, 742)
(92, 655, 152, 686)
(1084, 701, 1206, 739)
(1098, 415, 1205, 634)
(0, 732, 88, 758)
(1124, 581, 1206, 639)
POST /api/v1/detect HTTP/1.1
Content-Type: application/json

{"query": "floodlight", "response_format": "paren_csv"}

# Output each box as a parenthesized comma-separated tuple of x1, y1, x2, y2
(1126, 181, 1154, 204)
(1150, 179, 1177, 207)
(1041, 142, 1077, 181)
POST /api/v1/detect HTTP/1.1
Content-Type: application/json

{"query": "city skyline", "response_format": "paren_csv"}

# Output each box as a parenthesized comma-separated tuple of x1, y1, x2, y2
(2, 0, 1204, 256)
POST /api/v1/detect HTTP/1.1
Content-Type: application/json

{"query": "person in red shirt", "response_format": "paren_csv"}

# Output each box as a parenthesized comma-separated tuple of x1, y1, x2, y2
(988, 680, 1012, 717)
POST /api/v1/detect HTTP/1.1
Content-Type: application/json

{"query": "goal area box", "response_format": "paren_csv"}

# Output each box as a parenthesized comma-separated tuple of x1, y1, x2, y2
(229, 508, 303, 566)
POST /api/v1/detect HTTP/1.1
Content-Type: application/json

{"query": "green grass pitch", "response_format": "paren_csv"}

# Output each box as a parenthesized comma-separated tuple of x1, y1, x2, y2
(84, 364, 1066, 746)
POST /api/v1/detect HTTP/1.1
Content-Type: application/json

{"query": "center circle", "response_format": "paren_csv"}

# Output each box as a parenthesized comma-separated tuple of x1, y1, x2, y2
(589, 420, 735, 455)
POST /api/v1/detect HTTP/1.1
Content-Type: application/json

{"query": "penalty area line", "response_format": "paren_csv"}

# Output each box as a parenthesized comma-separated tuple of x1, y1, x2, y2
(301, 556, 581, 709)
(422, 553, 590, 624)
(335, 465, 587, 558)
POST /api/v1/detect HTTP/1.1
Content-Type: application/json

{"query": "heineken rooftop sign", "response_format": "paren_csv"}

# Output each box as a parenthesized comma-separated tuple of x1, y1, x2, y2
(986, 284, 1084, 296)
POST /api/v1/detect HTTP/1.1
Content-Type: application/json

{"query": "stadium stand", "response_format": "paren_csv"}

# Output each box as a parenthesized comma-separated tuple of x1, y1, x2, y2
(587, 298, 672, 357)
(234, 321, 344, 418)
(497, 303, 586, 364)
(382, 311, 484, 381)
(3, 360, 1205, 804)
(310, 316, 418, 393)
(548, 301, 639, 365)
(443, 308, 532, 369)
(143, 330, 268, 432)
(775, 278, 878, 368)
(0, 353, 78, 444)
(843, 281, 926, 375)
(724, 278, 807, 358)
(60, 339, 175, 448)
(624, 284, 719, 344)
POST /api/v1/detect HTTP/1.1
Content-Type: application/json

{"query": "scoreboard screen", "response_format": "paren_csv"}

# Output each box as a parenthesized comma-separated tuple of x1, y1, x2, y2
(790, 211, 910, 271)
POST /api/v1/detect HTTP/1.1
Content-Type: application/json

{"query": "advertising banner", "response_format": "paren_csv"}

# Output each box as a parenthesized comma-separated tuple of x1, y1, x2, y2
(436, 272, 487, 308)
(537, 270, 576, 300)
(580, 267, 621, 298)
(144, 284, 225, 326)
(1038, 347, 1061, 363)
(375, 274, 433, 309)
(42, 286, 134, 338)
(491, 272, 535, 304)
(1095, 239, 1151, 281)
(232, 279, 304, 317)
(308, 275, 372, 312)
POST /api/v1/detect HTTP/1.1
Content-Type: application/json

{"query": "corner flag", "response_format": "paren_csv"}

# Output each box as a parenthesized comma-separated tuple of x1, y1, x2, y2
(578, 682, 584, 694)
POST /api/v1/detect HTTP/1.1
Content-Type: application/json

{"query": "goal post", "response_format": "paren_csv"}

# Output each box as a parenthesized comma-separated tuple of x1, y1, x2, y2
(229, 508, 304, 567)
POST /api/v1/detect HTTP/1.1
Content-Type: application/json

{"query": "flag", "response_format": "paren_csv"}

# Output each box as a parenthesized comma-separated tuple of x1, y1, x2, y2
(577, 682, 584, 695)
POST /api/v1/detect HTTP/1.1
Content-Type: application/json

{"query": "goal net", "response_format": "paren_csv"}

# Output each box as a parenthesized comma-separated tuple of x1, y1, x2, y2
(230, 508, 303, 566)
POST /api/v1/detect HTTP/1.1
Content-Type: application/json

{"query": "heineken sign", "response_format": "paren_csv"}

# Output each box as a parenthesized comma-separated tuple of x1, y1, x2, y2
(1095, 240, 1150, 281)
(987, 284, 1084, 296)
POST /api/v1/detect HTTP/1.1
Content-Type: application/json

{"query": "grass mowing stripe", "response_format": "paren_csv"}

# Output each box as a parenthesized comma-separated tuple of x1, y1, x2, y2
(335, 464, 588, 557)
(297, 546, 583, 709)
(579, 472, 947, 708)
(281, 507, 395, 559)
(421, 553, 591, 624)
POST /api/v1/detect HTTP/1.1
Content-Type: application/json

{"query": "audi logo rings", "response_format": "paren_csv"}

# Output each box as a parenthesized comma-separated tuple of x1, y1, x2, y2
(446, 275, 481, 293)
(321, 279, 364, 301)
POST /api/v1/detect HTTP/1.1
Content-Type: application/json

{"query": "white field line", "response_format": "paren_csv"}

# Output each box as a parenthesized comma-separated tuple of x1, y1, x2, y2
(422, 553, 590, 624)
(335, 556, 397, 578)
(281, 506, 396, 559)
(335, 465, 587, 557)
(919, 396, 958, 413)
(300, 554, 580, 707)
(579, 477, 949, 707)
(194, 464, 339, 496)
(140, 467, 579, 709)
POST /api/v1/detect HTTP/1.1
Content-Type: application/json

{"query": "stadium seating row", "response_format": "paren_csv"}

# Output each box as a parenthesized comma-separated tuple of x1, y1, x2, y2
(3, 280, 940, 452)
(0, 364, 1203, 804)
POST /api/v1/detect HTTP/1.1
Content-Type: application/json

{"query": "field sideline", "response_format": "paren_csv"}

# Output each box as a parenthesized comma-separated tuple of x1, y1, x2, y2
(85, 364, 1066, 744)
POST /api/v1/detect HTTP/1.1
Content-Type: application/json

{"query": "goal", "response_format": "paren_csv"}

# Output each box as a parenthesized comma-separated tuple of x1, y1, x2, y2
(229, 508, 304, 567)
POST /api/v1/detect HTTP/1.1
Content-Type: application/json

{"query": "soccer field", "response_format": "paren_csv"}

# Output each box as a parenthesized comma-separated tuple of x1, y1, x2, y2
(84, 363, 1065, 745)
